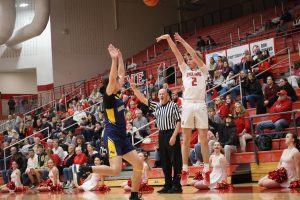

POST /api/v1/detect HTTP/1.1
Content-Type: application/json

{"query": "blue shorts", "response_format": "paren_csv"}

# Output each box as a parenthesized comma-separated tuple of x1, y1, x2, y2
(103, 129, 135, 158)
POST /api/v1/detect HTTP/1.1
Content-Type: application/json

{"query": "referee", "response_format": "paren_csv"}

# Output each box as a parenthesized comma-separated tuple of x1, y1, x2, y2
(131, 83, 182, 194)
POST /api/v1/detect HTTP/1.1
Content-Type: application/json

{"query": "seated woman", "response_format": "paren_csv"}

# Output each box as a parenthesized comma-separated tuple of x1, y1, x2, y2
(1, 161, 26, 192)
(288, 62, 300, 88)
(279, 78, 299, 102)
(37, 159, 62, 192)
(233, 102, 251, 152)
(258, 133, 300, 188)
(77, 157, 110, 192)
(121, 152, 154, 193)
(191, 142, 228, 190)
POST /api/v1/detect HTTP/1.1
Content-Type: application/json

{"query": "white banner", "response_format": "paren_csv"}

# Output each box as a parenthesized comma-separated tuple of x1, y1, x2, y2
(227, 45, 250, 66)
(250, 38, 275, 56)
(205, 50, 226, 65)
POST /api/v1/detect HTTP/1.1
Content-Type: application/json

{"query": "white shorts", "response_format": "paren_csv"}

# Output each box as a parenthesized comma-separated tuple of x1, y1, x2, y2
(181, 101, 208, 129)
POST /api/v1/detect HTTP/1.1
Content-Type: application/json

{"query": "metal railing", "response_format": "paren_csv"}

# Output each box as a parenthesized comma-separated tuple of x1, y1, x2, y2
(248, 110, 299, 165)
(3, 127, 50, 171)
(129, 120, 155, 145)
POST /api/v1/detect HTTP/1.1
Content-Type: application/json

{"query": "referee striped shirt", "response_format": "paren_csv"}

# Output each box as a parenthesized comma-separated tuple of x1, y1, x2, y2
(149, 100, 181, 131)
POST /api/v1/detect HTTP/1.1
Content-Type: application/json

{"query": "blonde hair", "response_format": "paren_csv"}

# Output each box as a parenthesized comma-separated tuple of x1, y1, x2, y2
(233, 102, 246, 118)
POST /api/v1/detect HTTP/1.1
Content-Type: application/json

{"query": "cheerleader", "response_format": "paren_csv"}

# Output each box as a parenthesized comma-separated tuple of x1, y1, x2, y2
(77, 157, 110, 192)
(192, 142, 228, 190)
(258, 133, 300, 188)
(122, 152, 153, 193)
(1, 161, 25, 193)
(37, 159, 62, 192)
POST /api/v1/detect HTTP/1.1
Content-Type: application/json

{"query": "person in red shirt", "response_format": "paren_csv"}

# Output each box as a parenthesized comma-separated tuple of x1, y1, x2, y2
(73, 146, 88, 165)
(256, 90, 293, 136)
(225, 94, 235, 114)
(128, 101, 139, 119)
(172, 92, 183, 108)
(127, 94, 140, 108)
(147, 74, 156, 85)
(233, 102, 251, 152)
(214, 97, 229, 120)
(47, 149, 62, 167)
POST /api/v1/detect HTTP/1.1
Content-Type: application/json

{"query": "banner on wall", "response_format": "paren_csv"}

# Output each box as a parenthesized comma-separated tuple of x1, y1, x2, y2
(205, 50, 226, 65)
(125, 71, 146, 85)
(250, 38, 275, 56)
(227, 45, 250, 66)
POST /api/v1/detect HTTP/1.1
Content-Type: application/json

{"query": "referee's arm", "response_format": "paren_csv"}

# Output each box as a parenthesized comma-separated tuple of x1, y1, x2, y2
(169, 104, 181, 146)
(130, 82, 148, 105)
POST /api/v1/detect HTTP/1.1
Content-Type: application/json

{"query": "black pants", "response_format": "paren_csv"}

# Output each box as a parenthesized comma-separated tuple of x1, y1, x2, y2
(159, 130, 182, 189)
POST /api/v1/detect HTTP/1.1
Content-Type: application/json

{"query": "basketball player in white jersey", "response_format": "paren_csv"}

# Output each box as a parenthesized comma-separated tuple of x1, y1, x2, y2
(156, 33, 210, 186)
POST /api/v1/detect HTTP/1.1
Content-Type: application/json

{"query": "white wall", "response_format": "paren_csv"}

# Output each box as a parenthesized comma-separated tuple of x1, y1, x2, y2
(0, 70, 37, 94)
(0, 0, 53, 88)
(50, 0, 179, 86)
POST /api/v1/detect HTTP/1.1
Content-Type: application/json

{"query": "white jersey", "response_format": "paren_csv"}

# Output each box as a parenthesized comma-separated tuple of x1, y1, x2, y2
(180, 63, 207, 101)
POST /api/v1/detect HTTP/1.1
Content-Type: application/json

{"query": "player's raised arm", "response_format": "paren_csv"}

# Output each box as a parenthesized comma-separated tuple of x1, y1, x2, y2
(117, 48, 125, 86)
(130, 82, 148, 106)
(156, 34, 186, 72)
(106, 44, 119, 96)
(174, 33, 208, 75)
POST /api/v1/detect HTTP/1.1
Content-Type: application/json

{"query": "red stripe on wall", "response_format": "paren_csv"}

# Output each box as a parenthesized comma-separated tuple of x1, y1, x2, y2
(37, 83, 54, 91)
(1, 94, 38, 100)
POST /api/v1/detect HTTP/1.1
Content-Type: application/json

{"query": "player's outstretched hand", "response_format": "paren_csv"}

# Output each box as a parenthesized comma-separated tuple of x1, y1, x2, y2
(117, 48, 123, 59)
(129, 81, 136, 90)
(156, 34, 170, 42)
(174, 33, 185, 43)
(108, 44, 119, 59)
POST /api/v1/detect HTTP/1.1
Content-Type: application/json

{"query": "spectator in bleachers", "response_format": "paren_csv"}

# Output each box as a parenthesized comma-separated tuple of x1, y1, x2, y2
(35, 144, 49, 183)
(225, 94, 235, 114)
(47, 149, 61, 167)
(74, 146, 88, 165)
(196, 36, 206, 51)
(233, 102, 251, 152)
(221, 61, 233, 79)
(276, 20, 288, 37)
(63, 112, 77, 133)
(147, 74, 156, 85)
(214, 97, 229, 121)
(58, 94, 66, 111)
(32, 137, 42, 153)
(206, 35, 216, 49)
(208, 114, 238, 164)
(259, 76, 280, 114)
(4, 126, 19, 143)
(208, 107, 222, 134)
(280, 8, 293, 22)
(89, 85, 102, 104)
(20, 138, 31, 155)
(128, 101, 139, 119)
(125, 112, 134, 124)
(94, 122, 104, 151)
(87, 143, 100, 166)
(288, 61, 300, 88)
(52, 139, 65, 161)
(133, 109, 150, 138)
(256, 90, 293, 137)
(279, 78, 299, 102)
(67, 103, 75, 116)
(126, 122, 142, 145)
(150, 92, 159, 102)
(75, 135, 87, 155)
(73, 105, 87, 125)
(253, 51, 273, 83)
(8, 97, 16, 115)
(242, 72, 264, 109)
(237, 55, 255, 74)
(26, 149, 39, 188)
(62, 144, 76, 188)
(220, 71, 236, 98)
(208, 57, 217, 77)
(172, 92, 183, 109)
(41, 118, 52, 138)
(213, 70, 225, 92)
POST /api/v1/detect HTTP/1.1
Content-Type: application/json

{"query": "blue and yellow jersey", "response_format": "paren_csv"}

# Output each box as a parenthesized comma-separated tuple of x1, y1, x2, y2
(103, 91, 127, 134)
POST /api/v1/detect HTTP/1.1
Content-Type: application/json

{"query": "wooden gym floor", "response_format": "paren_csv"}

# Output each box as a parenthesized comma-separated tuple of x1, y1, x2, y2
(0, 184, 299, 200)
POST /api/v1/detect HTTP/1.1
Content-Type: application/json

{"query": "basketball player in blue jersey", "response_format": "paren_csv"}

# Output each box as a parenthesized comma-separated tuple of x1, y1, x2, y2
(73, 44, 143, 200)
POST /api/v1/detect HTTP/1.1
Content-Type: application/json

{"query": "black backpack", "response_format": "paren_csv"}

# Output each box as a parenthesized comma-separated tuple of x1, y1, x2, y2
(255, 135, 272, 151)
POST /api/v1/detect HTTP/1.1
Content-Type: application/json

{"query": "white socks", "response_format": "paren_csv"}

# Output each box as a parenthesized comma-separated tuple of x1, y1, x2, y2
(204, 163, 209, 172)
(183, 164, 189, 172)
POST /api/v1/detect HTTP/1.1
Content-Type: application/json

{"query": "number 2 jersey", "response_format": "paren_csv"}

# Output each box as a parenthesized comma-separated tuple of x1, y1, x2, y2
(103, 91, 127, 134)
(179, 63, 207, 101)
